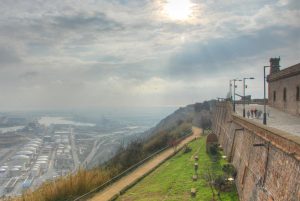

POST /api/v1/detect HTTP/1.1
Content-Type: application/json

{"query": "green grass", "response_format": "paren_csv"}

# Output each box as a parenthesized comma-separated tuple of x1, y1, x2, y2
(117, 136, 239, 201)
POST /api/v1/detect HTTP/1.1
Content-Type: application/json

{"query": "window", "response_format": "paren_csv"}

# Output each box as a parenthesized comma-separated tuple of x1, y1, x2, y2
(273, 91, 276, 102)
(283, 88, 287, 102)
(297, 86, 300, 101)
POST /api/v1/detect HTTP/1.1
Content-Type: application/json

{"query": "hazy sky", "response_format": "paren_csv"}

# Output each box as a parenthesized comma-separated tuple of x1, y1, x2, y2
(0, 0, 299, 110)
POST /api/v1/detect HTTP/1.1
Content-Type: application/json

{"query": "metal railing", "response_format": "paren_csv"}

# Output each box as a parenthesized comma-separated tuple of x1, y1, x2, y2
(73, 131, 192, 201)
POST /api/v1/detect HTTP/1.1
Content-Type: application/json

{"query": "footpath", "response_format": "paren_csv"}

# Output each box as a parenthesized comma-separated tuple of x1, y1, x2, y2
(88, 127, 202, 201)
(235, 104, 300, 136)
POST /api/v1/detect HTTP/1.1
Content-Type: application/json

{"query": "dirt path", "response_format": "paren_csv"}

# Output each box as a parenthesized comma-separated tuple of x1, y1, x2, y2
(88, 126, 202, 201)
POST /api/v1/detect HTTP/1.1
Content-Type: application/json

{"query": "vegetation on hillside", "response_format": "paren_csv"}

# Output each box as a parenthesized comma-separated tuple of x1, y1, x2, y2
(4, 101, 213, 201)
(107, 121, 192, 171)
(117, 135, 239, 201)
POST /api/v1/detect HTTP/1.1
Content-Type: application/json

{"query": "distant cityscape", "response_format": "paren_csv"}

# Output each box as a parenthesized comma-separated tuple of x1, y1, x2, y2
(0, 109, 174, 197)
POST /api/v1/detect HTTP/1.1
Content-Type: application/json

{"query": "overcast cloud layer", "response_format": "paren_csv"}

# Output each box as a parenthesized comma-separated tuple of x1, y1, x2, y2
(0, 0, 299, 110)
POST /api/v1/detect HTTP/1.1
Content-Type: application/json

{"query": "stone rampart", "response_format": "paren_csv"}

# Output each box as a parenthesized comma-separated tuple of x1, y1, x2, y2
(212, 102, 300, 201)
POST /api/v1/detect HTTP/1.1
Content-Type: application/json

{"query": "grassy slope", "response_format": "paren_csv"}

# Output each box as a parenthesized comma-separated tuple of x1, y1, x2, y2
(117, 136, 239, 201)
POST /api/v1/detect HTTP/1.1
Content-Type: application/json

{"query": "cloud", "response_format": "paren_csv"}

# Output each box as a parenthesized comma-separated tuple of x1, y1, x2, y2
(278, 0, 300, 9)
(167, 26, 300, 79)
(0, 46, 21, 66)
(19, 71, 39, 79)
(53, 12, 123, 32)
(0, 0, 299, 109)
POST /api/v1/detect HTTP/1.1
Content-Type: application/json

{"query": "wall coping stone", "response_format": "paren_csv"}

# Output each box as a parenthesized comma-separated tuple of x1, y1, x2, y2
(215, 101, 300, 160)
(232, 113, 300, 144)
(231, 113, 300, 160)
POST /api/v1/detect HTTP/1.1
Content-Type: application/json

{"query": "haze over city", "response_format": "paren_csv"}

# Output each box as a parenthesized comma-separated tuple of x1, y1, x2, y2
(0, 0, 299, 110)
(0, 1, 300, 201)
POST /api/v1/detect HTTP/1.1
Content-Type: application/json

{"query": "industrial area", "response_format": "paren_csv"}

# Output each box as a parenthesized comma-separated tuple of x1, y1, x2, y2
(0, 124, 77, 197)
(0, 114, 153, 197)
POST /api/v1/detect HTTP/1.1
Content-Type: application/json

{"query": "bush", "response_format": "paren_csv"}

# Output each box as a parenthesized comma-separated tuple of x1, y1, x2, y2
(183, 145, 192, 153)
(213, 175, 233, 192)
(222, 164, 237, 178)
(209, 144, 218, 155)
(213, 175, 226, 190)
(143, 131, 170, 153)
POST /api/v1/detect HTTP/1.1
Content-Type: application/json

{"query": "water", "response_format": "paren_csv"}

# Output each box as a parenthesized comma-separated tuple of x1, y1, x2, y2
(0, 126, 25, 133)
(38, 117, 96, 127)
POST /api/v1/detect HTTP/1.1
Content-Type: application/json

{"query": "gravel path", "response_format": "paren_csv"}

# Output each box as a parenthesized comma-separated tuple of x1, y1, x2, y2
(88, 127, 202, 201)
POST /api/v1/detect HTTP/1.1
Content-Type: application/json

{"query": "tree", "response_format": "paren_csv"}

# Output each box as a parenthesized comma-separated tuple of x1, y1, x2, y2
(201, 111, 212, 132)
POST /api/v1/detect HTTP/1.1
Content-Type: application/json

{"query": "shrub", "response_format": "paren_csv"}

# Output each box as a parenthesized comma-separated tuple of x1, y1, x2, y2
(213, 174, 235, 192)
(213, 175, 226, 191)
(183, 145, 192, 153)
(209, 144, 218, 155)
(222, 164, 237, 178)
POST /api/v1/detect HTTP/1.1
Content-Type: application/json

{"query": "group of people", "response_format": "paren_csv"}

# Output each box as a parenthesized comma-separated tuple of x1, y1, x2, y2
(246, 108, 263, 119)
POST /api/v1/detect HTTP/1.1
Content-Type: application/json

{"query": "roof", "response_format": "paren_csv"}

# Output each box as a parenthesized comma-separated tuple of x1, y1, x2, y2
(268, 63, 300, 82)
(23, 146, 37, 151)
(17, 151, 33, 155)
(12, 155, 30, 160)
(26, 143, 39, 147)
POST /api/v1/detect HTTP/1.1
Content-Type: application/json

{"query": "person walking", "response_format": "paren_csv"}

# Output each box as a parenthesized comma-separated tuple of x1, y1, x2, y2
(258, 110, 262, 119)
(254, 108, 258, 118)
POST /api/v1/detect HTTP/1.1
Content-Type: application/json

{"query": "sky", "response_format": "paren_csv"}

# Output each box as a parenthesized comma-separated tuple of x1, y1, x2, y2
(0, 0, 299, 110)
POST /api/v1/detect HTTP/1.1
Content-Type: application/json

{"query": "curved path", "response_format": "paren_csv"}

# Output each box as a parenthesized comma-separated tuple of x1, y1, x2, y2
(88, 126, 202, 201)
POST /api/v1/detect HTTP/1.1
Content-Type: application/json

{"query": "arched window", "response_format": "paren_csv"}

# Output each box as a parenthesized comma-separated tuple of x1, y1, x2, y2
(283, 88, 287, 102)
(297, 86, 300, 101)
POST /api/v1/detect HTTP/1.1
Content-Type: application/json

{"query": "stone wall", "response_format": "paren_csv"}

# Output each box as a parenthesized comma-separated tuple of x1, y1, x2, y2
(212, 102, 300, 201)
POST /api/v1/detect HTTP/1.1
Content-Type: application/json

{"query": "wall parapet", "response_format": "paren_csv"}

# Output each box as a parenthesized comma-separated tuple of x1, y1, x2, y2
(212, 101, 300, 201)
(231, 113, 300, 161)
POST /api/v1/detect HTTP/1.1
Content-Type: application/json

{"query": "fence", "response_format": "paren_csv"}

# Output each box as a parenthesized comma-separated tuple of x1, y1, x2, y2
(73, 130, 193, 201)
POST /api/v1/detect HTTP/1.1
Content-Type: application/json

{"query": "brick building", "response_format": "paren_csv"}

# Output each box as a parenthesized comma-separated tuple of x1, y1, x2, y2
(267, 58, 300, 116)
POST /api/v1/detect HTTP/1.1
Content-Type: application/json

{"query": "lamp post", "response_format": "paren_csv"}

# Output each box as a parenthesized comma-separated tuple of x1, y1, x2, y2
(229, 80, 233, 101)
(263, 66, 270, 125)
(243, 77, 255, 117)
(233, 79, 242, 112)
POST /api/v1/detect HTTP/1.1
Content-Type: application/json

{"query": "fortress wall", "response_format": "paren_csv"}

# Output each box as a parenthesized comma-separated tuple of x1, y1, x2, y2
(212, 102, 300, 201)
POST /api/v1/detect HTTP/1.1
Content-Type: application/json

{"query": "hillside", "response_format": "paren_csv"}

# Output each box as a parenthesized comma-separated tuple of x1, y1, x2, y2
(117, 135, 239, 201)
(145, 100, 214, 137)
(7, 101, 214, 201)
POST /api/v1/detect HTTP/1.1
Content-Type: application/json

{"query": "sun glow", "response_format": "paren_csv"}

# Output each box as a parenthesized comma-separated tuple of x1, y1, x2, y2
(164, 0, 193, 21)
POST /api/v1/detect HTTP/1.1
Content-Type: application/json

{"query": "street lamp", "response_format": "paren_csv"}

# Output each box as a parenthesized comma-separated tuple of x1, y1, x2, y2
(229, 80, 233, 101)
(243, 77, 255, 117)
(263, 66, 270, 125)
(233, 79, 242, 112)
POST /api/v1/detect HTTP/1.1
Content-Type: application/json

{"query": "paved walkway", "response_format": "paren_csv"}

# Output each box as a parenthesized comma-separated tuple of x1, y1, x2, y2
(88, 127, 202, 201)
(235, 104, 300, 136)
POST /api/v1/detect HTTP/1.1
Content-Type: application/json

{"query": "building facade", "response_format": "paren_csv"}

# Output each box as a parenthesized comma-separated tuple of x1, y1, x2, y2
(267, 58, 300, 116)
